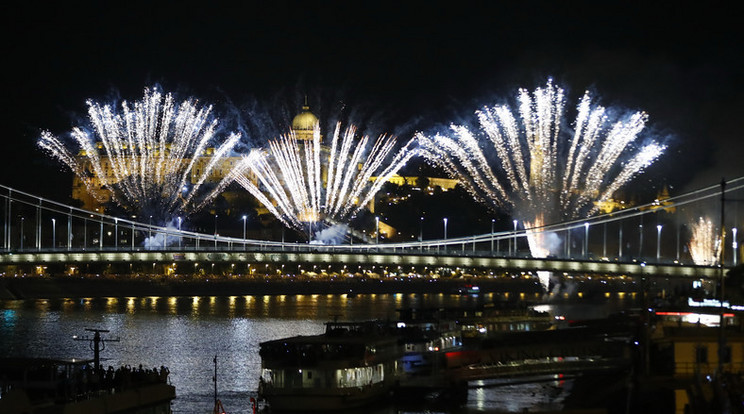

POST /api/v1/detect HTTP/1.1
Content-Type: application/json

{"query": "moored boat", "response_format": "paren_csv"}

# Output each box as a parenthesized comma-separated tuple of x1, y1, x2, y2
(258, 320, 404, 411)
(0, 357, 175, 414)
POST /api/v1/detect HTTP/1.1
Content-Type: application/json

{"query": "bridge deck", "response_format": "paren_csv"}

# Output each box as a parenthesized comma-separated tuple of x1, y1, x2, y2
(0, 249, 722, 279)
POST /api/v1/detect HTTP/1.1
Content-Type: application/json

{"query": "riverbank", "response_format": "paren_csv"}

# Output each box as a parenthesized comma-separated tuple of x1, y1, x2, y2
(0, 275, 560, 300)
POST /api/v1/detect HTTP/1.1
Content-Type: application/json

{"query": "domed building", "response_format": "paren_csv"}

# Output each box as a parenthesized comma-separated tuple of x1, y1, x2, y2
(291, 102, 320, 141)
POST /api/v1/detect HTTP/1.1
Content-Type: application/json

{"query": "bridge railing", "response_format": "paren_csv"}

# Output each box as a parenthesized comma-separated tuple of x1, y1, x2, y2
(1, 177, 742, 267)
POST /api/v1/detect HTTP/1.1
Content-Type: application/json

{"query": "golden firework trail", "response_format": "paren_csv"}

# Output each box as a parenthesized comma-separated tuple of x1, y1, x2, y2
(688, 216, 721, 266)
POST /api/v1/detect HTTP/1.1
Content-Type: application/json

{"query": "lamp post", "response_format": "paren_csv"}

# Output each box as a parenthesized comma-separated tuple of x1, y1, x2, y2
(242, 215, 247, 247)
(603, 222, 607, 258)
(733, 228, 738, 266)
(419, 216, 424, 241)
(419, 216, 424, 250)
(512, 220, 518, 256)
(638, 223, 644, 259)
(491, 219, 495, 253)
(676, 224, 682, 262)
(177, 216, 182, 248)
(656, 224, 663, 262)
(149, 215, 152, 240)
(375, 216, 379, 244)
(584, 222, 589, 258)
(51, 218, 56, 249)
(114, 218, 118, 249)
(20, 217, 24, 250)
(443, 217, 448, 253)
(214, 214, 218, 248)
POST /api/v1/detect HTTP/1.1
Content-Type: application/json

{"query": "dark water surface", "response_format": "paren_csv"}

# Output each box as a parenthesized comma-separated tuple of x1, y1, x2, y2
(1, 292, 637, 413)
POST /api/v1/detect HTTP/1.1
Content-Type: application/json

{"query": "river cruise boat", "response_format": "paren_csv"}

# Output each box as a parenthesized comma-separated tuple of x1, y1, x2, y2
(258, 320, 404, 411)
(0, 357, 175, 414)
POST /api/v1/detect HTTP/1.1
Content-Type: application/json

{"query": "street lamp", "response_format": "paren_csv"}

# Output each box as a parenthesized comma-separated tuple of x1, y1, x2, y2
(20, 217, 25, 250)
(419, 216, 424, 250)
(733, 228, 738, 266)
(214, 214, 218, 248)
(602, 222, 607, 258)
(656, 224, 663, 262)
(51, 218, 56, 249)
(443, 218, 448, 240)
(114, 218, 119, 249)
(638, 223, 644, 259)
(512, 219, 518, 256)
(491, 219, 495, 253)
(375, 216, 379, 244)
(178, 216, 183, 249)
(177, 216, 182, 248)
(584, 222, 589, 258)
(419, 217, 424, 242)
(149, 215, 152, 240)
(242, 215, 247, 246)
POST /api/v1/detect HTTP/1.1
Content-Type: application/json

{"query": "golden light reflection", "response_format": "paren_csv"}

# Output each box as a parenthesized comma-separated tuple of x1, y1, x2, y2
(168, 297, 177, 315)
(35, 299, 50, 313)
(106, 297, 118, 313)
(228, 296, 236, 317)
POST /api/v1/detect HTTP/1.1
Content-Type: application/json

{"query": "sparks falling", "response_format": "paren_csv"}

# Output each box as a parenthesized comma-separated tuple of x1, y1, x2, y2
(688, 217, 721, 266)
(417, 79, 665, 259)
(230, 122, 416, 239)
(38, 87, 240, 222)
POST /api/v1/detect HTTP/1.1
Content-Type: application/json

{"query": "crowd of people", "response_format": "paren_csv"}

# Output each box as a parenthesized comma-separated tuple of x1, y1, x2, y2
(66, 363, 170, 399)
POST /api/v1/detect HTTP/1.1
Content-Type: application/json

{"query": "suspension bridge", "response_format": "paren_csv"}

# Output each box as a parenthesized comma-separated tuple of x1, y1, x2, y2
(0, 177, 741, 280)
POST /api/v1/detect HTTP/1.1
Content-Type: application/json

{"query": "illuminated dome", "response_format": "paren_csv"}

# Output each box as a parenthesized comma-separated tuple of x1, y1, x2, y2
(291, 105, 318, 131)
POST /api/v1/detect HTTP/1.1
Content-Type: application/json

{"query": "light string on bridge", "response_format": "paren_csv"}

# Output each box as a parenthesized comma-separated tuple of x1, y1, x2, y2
(0, 177, 741, 258)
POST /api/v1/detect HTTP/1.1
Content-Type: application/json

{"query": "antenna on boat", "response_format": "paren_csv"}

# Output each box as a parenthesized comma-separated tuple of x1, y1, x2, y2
(213, 355, 226, 414)
(72, 328, 120, 369)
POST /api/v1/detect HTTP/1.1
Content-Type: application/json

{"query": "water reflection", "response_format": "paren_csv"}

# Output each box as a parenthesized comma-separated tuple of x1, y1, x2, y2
(0, 292, 638, 414)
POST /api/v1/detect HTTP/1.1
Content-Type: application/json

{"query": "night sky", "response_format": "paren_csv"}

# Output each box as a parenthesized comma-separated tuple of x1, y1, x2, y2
(4, 2, 743, 203)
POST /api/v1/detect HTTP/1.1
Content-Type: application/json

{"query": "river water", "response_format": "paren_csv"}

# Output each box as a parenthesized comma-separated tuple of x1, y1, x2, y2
(0, 291, 638, 413)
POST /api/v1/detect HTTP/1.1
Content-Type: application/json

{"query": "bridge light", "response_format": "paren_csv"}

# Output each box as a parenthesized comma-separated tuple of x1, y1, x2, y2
(656, 225, 663, 262)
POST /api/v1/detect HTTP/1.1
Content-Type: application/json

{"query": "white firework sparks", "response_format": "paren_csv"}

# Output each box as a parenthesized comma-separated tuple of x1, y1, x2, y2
(38, 87, 240, 221)
(230, 122, 416, 239)
(688, 217, 721, 266)
(417, 79, 665, 258)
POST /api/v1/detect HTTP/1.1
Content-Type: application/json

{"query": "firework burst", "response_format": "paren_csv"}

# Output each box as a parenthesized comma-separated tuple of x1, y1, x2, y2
(230, 122, 416, 239)
(38, 87, 240, 222)
(688, 217, 721, 266)
(417, 79, 665, 258)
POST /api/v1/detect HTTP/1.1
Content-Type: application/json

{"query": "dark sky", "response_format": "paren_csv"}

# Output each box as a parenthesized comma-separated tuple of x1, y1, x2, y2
(4, 2, 743, 202)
